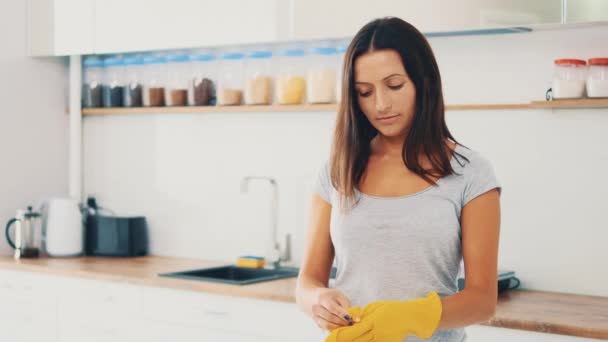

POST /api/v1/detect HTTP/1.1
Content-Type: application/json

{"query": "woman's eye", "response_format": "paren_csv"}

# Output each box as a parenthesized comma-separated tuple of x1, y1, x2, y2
(388, 83, 404, 90)
(358, 91, 372, 97)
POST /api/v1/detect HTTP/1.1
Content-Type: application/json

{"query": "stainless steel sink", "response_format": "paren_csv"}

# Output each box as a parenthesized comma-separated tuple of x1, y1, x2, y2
(159, 265, 300, 285)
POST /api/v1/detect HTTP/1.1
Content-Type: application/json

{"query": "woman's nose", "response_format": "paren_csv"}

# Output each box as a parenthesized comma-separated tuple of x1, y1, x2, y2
(375, 90, 392, 114)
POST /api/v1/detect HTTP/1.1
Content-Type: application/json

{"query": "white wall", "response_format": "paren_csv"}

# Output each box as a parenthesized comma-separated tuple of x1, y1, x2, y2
(0, 0, 69, 255)
(83, 24, 608, 297)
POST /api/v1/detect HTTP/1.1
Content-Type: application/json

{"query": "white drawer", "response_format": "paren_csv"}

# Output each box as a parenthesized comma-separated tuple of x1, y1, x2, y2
(142, 286, 325, 341)
(56, 277, 142, 327)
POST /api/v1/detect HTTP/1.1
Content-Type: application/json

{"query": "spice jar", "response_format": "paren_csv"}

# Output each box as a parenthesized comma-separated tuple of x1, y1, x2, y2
(189, 53, 217, 106)
(142, 55, 167, 107)
(586, 58, 608, 98)
(244, 51, 273, 105)
(551, 59, 587, 99)
(102, 57, 125, 107)
(307, 47, 338, 104)
(165, 53, 190, 106)
(336, 45, 347, 103)
(276, 48, 307, 105)
(122, 56, 144, 107)
(217, 52, 245, 106)
(82, 57, 103, 108)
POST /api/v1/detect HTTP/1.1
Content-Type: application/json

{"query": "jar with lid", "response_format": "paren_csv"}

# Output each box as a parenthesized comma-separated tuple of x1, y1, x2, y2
(189, 53, 217, 106)
(276, 48, 307, 105)
(244, 51, 274, 105)
(82, 57, 103, 108)
(102, 57, 125, 107)
(586, 58, 608, 98)
(307, 47, 337, 104)
(551, 59, 587, 99)
(165, 53, 190, 106)
(335, 45, 347, 103)
(217, 52, 245, 106)
(122, 56, 144, 107)
(142, 56, 167, 107)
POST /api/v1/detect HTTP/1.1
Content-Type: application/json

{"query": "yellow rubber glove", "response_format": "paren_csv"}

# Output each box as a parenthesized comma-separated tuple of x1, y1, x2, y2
(362, 291, 443, 341)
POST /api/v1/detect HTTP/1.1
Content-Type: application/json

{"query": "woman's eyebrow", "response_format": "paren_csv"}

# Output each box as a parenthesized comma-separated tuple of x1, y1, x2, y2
(355, 73, 406, 84)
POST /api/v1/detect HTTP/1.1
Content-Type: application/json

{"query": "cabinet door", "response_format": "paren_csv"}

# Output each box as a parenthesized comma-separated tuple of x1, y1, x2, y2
(0, 270, 58, 342)
(55, 277, 142, 342)
(466, 325, 605, 342)
(94, 0, 284, 54)
(27, 0, 95, 56)
(142, 286, 324, 342)
(291, 0, 562, 40)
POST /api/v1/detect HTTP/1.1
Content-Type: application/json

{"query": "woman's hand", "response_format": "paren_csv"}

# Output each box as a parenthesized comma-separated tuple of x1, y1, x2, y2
(312, 288, 354, 331)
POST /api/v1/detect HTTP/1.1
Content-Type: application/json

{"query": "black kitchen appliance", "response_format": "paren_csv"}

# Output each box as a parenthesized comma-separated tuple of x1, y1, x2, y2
(85, 214, 149, 257)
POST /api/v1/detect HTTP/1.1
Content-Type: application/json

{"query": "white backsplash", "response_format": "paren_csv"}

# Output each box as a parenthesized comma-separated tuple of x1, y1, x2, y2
(83, 24, 608, 297)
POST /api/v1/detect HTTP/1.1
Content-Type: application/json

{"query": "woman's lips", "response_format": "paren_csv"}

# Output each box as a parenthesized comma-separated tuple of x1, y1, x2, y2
(377, 114, 400, 124)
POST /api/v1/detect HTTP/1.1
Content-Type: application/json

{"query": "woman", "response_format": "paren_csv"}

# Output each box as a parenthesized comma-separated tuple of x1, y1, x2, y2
(296, 17, 501, 342)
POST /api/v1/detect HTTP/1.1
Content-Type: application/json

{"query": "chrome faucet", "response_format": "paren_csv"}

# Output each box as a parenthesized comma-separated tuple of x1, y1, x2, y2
(240, 176, 291, 269)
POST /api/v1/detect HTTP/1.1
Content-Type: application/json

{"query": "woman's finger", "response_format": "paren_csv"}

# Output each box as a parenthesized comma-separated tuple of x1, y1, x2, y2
(315, 315, 342, 331)
(325, 299, 353, 323)
(314, 304, 350, 327)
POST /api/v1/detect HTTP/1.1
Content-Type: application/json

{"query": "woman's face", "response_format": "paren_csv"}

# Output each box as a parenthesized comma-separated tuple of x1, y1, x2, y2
(353, 49, 416, 139)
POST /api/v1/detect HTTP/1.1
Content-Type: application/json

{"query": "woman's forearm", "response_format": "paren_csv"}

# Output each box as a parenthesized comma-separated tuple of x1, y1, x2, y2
(295, 276, 326, 317)
(436, 288, 496, 330)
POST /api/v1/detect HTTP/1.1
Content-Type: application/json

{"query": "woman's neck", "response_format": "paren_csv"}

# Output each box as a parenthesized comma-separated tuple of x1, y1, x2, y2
(372, 134, 406, 160)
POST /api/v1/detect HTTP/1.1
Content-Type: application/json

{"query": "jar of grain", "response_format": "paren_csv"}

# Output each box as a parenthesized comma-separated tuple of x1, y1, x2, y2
(82, 57, 103, 108)
(217, 52, 245, 106)
(142, 55, 167, 107)
(276, 48, 307, 105)
(123, 56, 144, 107)
(189, 52, 217, 106)
(102, 57, 125, 108)
(552, 59, 587, 99)
(165, 53, 190, 106)
(307, 47, 337, 104)
(244, 50, 273, 105)
(586, 58, 608, 98)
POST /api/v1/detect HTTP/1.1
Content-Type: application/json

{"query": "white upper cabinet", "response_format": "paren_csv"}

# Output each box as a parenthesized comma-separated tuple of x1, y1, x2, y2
(26, 0, 605, 56)
(93, 0, 286, 54)
(27, 0, 95, 56)
(291, 0, 563, 40)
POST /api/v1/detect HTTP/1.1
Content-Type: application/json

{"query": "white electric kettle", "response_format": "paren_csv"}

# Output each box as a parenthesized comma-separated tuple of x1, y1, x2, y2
(42, 198, 84, 257)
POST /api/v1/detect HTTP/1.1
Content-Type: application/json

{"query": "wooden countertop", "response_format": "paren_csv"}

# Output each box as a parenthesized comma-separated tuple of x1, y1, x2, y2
(0, 255, 606, 340)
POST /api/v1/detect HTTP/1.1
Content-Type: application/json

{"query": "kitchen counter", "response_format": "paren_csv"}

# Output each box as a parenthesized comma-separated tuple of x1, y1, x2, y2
(0, 255, 606, 340)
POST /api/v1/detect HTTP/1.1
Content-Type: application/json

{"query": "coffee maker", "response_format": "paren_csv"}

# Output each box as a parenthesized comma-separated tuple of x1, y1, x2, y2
(5, 206, 43, 259)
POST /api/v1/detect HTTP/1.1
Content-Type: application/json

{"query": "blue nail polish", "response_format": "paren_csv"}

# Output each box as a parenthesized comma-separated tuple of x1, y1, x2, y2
(344, 314, 351, 321)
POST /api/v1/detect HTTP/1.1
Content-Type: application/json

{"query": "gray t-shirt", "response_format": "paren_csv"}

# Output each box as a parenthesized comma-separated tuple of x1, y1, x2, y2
(314, 144, 501, 342)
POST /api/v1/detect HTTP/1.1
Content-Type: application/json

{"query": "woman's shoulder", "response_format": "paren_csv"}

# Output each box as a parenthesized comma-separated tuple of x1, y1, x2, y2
(453, 144, 494, 172)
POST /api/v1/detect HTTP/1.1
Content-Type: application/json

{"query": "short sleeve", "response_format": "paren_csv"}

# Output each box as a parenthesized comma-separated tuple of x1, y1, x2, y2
(314, 161, 332, 204)
(462, 153, 502, 207)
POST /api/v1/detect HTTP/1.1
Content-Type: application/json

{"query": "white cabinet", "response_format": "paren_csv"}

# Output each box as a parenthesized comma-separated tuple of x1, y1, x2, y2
(0, 269, 324, 342)
(0, 270, 58, 342)
(26, 0, 95, 56)
(55, 277, 142, 342)
(93, 0, 286, 54)
(466, 325, 604, 342)
(141, 286, 324, 342)
(291, 0, 562, 40)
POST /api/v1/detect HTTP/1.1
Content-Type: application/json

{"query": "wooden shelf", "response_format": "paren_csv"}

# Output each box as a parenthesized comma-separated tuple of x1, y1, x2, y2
(530, 98, 608, 109)
(82, 104, 338, 115)
(81, 99, 608, 116)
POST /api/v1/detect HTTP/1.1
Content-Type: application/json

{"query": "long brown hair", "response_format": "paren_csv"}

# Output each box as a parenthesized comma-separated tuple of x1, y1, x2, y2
(331, 17, 468, 211)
